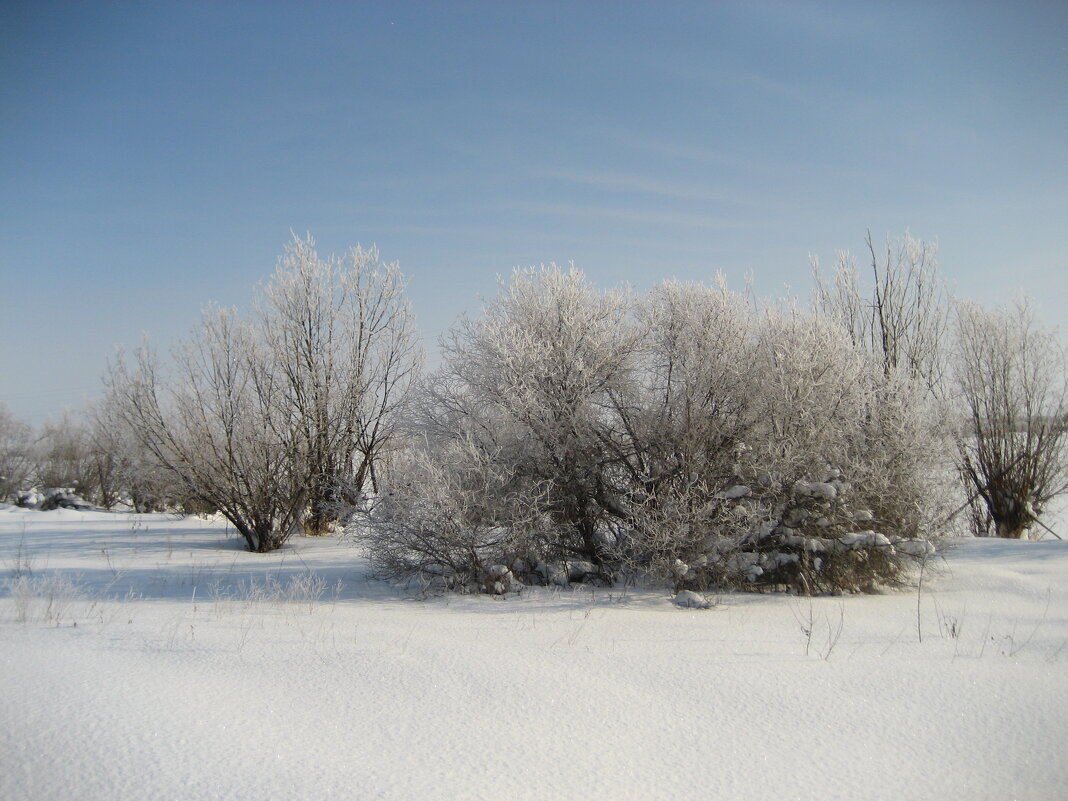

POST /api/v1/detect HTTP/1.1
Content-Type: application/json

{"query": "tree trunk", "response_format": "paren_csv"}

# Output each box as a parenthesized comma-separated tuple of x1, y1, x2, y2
(994, 519, 1028, 539)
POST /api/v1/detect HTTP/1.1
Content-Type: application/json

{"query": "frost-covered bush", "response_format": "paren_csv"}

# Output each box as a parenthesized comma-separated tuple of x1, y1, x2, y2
(667, 470, 936, 594)
(751, 308, 948, 541)
(354, 434, 548, 594)
(430, 264, 636, 568)
(607, 279, 758, 580)
(361, 265, 947, 595)
(618, 305, 946, 593)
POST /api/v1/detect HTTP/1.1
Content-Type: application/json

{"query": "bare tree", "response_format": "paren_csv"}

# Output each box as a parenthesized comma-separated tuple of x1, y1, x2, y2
(34, 412, 99, 501)
(104, 235, 420, 550)
(257, 234, 420, 534)
(106, 308, 307, 552)
(954, 298, 1068, 538)
(0, 403, 35, 501)
(90, 395, 187, 511)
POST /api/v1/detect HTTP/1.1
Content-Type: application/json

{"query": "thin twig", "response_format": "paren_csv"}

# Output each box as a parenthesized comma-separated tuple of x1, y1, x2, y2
(1032, 517, 1063, 541)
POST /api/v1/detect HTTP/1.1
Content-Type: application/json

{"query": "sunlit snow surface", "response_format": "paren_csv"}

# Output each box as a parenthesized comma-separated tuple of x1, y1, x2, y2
(2, 505, 1066, 800)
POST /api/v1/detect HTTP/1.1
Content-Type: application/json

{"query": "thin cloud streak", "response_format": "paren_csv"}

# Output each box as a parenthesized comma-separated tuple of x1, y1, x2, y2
(537, 168, 769, 209)
(511, 201, 749, 231)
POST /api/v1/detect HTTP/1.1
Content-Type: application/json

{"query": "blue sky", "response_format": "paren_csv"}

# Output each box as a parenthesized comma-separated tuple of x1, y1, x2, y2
(2, 0, 1066, 424)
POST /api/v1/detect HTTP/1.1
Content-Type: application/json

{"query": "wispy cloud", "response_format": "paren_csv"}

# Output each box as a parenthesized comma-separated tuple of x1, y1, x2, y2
(608, 133, 750, 172)
(510, 200, 747, 231)
(537, 166, 796, 215)
(653, 58, 811, 106)
(538, 168, 752, 206)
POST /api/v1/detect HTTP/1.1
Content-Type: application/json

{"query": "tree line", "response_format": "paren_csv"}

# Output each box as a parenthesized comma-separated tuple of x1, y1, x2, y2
(2, 232, 1065, 592)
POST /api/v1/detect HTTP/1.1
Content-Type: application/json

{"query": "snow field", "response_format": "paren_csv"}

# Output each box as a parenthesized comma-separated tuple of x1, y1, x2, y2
(1, 507, 1067, 800)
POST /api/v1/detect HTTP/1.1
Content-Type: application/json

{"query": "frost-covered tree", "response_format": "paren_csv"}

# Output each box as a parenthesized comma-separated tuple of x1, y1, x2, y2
(432, 265, 637, 566)
(608, 279, 758, 577)
(258, 234, 420, 534)
(33, 411, 114, 504)
(0, 403, 35, 501)
(105, 235, 420, 551)
(106, 308, 307, 552)
(813, 231, 949, 392)
(954, 299, 1068, 538)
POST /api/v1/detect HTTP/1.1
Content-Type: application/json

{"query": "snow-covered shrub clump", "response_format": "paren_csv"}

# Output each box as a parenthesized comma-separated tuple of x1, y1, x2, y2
(620, 304, 948, 594)
(666, 469, 936, 594)
(360, 264, 950, 595)
(15, 487, 93, 511)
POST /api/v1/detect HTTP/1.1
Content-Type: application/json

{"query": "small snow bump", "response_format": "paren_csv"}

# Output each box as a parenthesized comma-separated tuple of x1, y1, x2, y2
(674, 590, 715, 609)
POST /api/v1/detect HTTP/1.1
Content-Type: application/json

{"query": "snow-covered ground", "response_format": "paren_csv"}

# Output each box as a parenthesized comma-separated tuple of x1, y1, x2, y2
(2, 505, 1066, 800)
